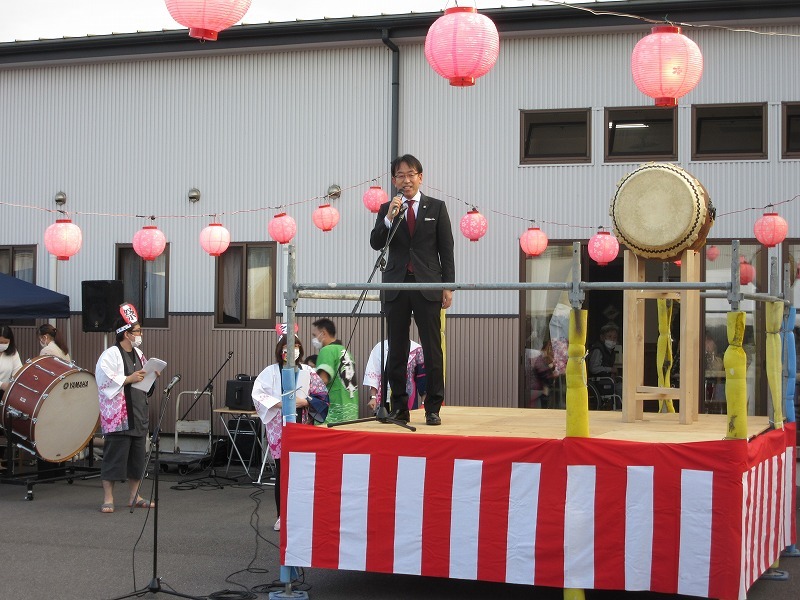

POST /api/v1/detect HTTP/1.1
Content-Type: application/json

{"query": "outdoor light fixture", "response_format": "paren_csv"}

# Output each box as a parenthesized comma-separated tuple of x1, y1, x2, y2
(164, 0, 252, 41)
(188, 188, 201, 203)
(362, 186, 388, 214)
(44, 219, 82, 260)
(54, 191, 67, 206)
(268, 213, 297, 244)
(133, 222, 167, 261)
(199, 222, 231, 256)
(460, 208, 488, 242)
(425, 6, 500, 87)
(753, 212, 788, 248)
(588, 229, 620, 266)
(313, 204, 340, 232)
(631, 25, 703, 106)
(520, 226, 549, 257)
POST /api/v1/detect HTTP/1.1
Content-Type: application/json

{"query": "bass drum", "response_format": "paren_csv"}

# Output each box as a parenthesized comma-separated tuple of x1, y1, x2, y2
(1, 356, 99, 462)
(610, 162, 715, 261)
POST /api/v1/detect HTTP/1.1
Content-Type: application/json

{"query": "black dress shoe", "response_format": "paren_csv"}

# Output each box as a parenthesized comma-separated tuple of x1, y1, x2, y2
(388, 408, 410, 423)
(425, 413, 441, 426)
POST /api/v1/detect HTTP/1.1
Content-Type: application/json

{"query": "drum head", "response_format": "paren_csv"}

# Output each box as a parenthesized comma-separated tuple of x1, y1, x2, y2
(33, 368, 99, 462)
(611, 163, 711, 260)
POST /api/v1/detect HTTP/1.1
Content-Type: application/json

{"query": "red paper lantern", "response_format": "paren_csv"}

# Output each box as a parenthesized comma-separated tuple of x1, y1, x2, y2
(133, 225, 167, 261)
(706, 245, 720, 261)
(164, 0, 252, 41)
(740, 261, 756, 286)
(520, 226, 548, 257)
(312, 204, 340, 232)
(460, 209, 488, 242)
(424, 7, 500, 87)
(631, 25, 703, 107)
(362, 186, 388, 214)
(44, 219, 82, 261)
(199, 222, 231, 256)
(268, 213, 296, 244)
(753, 212, 788, 248)
(588, 230, 620, 266)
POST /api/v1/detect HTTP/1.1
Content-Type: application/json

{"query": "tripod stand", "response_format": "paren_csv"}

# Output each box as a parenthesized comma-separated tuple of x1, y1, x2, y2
(179, 351, 237, 488)
(109, 385, 202, 600)
(330, 202, 415, 432)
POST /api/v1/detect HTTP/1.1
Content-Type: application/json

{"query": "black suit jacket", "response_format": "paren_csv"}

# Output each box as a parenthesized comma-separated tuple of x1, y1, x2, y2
(369, 193, 455, 302)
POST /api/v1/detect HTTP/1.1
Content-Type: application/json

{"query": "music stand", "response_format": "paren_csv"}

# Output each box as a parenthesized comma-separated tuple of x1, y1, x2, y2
(330, 202, 415, 432)
(109, 384, 202, 600)
(178, 351, 237, 488)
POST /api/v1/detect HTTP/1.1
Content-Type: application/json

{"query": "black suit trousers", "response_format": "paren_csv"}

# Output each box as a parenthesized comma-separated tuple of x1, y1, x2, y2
(385, 274, 444, 415)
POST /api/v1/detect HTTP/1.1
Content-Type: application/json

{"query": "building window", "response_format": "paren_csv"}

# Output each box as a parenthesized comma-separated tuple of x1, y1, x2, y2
(520, 109, 591, 164)
(215, 242, 277, 329)
(0, 245, 36, 283)
(782, 102, 800, 159)
(605, 106, 677, 162)
(116, 245, 169, 328)
(692, 103, 767, 160)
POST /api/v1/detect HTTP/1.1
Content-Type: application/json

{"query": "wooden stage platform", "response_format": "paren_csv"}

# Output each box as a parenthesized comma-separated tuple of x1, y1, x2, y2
(281, 407, 796, 600)
(334, 406, 773, 443)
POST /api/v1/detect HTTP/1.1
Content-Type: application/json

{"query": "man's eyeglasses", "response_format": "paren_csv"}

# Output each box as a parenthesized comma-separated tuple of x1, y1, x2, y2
(393, 172, 419, 181)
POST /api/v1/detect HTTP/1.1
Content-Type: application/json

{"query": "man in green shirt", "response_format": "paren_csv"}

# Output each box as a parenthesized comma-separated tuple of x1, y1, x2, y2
(311, 318, 359, 423)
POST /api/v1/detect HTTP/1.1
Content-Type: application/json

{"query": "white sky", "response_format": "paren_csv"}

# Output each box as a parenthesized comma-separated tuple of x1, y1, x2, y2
(0, 0, 536, 43)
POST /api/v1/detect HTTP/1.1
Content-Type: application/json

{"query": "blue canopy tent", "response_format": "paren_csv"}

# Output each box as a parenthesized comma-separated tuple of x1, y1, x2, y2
(0, 273, 70, 319)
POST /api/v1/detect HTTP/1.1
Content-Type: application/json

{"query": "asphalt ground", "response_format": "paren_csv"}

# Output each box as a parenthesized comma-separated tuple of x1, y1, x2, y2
(0, 458, 798, 600)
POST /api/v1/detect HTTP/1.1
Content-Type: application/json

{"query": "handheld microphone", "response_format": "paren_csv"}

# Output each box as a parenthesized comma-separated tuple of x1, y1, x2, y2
(389, 196, 407, 219)
(164, 374, 181, 395)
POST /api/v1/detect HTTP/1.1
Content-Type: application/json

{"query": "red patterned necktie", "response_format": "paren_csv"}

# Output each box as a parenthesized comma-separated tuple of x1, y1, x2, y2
(406, 199, 416, 236)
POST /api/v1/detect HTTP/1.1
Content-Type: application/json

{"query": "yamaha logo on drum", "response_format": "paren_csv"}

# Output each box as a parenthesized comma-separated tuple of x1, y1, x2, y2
(63, 380, 89, 390)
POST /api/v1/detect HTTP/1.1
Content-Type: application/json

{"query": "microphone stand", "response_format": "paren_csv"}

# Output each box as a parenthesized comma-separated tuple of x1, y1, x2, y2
(108, 386, 202, 600)
(178, 351, 237, 487)
(332, 204, 415, 431)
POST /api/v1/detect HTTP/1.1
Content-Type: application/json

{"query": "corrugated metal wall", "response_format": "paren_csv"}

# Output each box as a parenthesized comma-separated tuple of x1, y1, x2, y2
(10, 314, 517, 434)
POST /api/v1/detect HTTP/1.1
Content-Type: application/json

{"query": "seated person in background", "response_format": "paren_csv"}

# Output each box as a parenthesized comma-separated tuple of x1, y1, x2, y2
(588, 323, 622, 405)
(527, 338, 557, 409)
(363, 339, 426, 414)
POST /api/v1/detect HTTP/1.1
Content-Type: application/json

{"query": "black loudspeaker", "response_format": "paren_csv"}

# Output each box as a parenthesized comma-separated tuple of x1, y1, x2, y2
(226, 379, 255, 411)
(81, 280, 124, 332)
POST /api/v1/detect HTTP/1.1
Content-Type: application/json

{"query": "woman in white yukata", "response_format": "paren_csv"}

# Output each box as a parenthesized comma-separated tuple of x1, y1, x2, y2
(252, 335, 327, 532)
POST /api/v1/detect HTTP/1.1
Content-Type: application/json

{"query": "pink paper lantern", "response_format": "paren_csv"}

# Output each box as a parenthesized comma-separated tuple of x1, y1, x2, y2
(706, 245, 720, 261)
(740, 261, 756, 286)
(268, 212, 296, 244)
(362, 186, 388, 214)
(44, 219, 82, 261)
(312, 204, 340, 232)
(424, 7, 500, 87)
(133, 225, 167, 261)
(460, 209, 488, 242)
(588, 230, 620, 266)
(520, 226, 548, 257)
(753, 212, 788, 248)
(164, 0, 252, 41)
(631, 25, 703, 107)
(199, 222, 231, 256)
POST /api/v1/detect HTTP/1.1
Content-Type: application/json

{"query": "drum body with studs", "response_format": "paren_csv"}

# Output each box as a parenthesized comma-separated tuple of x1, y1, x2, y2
(610, 162, 715, 261)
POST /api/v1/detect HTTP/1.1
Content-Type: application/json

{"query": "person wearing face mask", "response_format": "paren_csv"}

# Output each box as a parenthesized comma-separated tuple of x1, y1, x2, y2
(252, 335, 327, 531)
(0, 325, 23, 398)
(311, 318, 359, 424)
(587, 323, 622, 406)
(37, 323, 71, 361)
(95, 314, 158, 513)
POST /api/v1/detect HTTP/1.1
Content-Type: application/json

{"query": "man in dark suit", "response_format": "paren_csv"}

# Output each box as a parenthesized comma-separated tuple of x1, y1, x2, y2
(369, 154, 455, 426)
